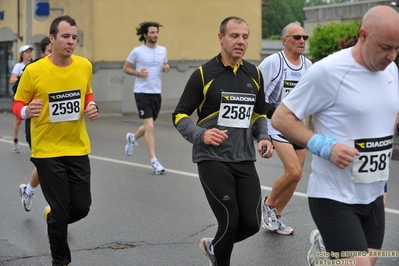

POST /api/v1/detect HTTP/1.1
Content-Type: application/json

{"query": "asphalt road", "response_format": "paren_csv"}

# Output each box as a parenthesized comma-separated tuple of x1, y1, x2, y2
(0, 111, 398, 266)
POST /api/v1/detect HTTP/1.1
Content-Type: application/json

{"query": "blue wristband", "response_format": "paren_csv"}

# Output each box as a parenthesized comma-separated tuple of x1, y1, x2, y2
(307, 134, 337, 160)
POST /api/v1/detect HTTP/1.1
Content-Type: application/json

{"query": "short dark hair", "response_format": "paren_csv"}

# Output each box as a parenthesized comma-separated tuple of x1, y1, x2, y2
(338, 36, 358, 49)
(39, 37, 51, 53)
(49, 15, 77, 38)
(219, 16, 247, 35)
(136, 21, 162, 43)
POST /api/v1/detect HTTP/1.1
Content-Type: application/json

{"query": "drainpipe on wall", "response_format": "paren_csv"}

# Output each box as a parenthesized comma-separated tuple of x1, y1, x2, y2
(26, 0, 32, 45)
(17, 0, 23, 41)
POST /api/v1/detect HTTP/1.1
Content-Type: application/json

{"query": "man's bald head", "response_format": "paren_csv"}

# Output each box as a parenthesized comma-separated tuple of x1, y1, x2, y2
(361, 5, 399, 36)
(352, 5, 399, 72)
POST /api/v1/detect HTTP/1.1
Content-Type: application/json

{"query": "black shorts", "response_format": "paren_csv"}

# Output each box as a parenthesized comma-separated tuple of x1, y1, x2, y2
(309, 196, 385, 257)
(270, 134, 305, 150)
(134, 93, 162, 120)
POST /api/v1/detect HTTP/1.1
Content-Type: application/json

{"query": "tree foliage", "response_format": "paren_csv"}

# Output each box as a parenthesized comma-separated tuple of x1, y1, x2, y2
(308, 20, 361, 60)
(304, 0, 366, 7)
(262, 0, 305, 39)
(304, 0, 329, 6)
(261, 1, 393, 61)
(261, 0, 367, 39)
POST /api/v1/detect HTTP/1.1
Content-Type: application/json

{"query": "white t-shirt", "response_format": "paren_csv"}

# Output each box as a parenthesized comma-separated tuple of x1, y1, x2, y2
(259, 51, 312, 136)
(12, 62, 26, 76)
(126, 44, 168, 94)
(283, 48, 399, 204)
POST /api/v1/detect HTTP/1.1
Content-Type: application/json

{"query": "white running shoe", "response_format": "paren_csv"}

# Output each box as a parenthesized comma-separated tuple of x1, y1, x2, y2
(13, 142, 20, 153)
(261, 198, 279, 232)
(18, 184, 33, 211)
(152, 160, 165, 175)
(276, 216, 294, 235)
(125, 132, 138, 156)
(307, 229, 327, 266)
(199, 237, 217, 266)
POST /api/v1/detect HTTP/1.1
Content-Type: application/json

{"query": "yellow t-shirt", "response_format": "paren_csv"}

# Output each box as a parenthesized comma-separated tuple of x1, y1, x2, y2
(14, 55, 93, 158)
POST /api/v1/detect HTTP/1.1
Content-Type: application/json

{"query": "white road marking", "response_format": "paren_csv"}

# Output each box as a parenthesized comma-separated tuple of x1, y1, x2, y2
(1, 138, 398, 215)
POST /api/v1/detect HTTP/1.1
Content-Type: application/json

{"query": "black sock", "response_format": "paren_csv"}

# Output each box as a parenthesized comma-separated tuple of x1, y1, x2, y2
(14, 138, 18, 143)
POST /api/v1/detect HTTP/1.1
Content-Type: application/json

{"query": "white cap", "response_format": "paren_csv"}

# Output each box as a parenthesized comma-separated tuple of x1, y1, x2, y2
(19, 45, 33, 54)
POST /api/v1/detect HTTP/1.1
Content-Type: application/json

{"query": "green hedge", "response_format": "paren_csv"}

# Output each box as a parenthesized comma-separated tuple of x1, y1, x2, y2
(308, 20, 361, 61)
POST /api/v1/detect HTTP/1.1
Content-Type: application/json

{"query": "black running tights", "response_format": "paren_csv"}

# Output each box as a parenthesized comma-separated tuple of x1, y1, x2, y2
(197, 160, 262, 266)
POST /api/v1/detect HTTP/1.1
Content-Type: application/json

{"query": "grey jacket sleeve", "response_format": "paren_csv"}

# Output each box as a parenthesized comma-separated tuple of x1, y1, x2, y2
(252, 117, 270, 142)
(174, 117, 207, 145)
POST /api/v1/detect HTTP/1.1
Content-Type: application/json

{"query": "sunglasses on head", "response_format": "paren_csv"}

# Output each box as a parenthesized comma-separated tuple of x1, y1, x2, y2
(286, 35, 309, 41)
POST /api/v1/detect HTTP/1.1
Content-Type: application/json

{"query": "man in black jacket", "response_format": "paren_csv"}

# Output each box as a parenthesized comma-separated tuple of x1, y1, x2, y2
(173, 16, 273, 266)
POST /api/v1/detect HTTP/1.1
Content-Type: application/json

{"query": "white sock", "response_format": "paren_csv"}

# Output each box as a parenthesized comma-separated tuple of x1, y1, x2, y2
(151, 157, 158, 164)
(25, 183, 36, 196)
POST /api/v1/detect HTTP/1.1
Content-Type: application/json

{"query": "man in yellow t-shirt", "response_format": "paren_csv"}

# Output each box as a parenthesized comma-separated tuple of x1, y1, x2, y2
(12, 15, 98, 266)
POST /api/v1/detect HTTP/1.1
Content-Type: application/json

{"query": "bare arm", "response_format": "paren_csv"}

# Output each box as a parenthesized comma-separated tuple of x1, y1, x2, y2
(122, 61, 148, 78)
(271, 103, 313, 147)
(122, 61, 138, 76)
(9, 73, 18, 85)
(272, 103, 359, 169)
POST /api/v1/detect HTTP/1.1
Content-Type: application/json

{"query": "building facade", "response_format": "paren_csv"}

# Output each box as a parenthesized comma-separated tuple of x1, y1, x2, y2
(1, 0, 393, 114)
(0, 0, 262, 113)
(303, 0, 396, 35)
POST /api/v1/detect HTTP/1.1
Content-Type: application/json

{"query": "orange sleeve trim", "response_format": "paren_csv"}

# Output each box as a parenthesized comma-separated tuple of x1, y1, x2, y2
(84, 93, 95, 109)
(12, 101, 26, 120)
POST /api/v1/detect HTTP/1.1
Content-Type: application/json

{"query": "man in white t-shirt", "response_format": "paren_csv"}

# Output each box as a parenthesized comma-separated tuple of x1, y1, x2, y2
(123, 21, 170, 174)
(272, 6, 399, 266)
(258, 22, 312, 235)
